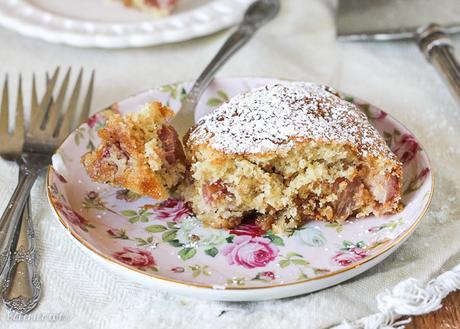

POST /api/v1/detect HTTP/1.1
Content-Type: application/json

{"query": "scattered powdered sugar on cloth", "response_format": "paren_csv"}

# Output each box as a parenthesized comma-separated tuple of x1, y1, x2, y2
(189, 82, 394, 159)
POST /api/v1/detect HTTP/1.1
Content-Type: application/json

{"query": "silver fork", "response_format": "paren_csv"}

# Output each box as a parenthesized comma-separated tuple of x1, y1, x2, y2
(0, 73, 50, 314)
(0, 75, 24, 273)
(0, 68, 94, 313)
(171, 0, 280, 137)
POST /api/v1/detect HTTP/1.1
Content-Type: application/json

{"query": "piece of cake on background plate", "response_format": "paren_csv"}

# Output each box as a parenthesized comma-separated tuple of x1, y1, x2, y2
(113, 0, 177, 16)
(183, 82, 402, 233)
(81, 101, 186, 200)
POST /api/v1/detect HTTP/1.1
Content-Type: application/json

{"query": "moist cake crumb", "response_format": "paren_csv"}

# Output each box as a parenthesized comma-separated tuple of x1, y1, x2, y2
(81, 102, 186, 200)
(183, 82, 402, 233)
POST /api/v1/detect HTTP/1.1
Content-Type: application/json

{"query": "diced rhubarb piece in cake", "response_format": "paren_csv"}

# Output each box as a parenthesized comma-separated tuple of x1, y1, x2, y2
(183, 83, 402, 233)
(81, 102, 186, 200)
(116, 0, 177, 16)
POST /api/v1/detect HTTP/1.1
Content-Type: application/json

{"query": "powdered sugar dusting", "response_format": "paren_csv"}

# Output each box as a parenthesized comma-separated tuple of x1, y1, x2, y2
(189, 82, 395, 158)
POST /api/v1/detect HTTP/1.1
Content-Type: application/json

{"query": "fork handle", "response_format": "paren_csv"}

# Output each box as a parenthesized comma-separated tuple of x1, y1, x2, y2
(179, 20, 262, 119)
(0, 166, 38, 276)
(416, 23, 460, 104)
(2, 197, 41, 314)
(173, 25, 260, 136)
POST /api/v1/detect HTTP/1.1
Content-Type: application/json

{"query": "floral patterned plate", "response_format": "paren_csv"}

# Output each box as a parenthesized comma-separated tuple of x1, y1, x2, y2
(47, 77, 433, 301)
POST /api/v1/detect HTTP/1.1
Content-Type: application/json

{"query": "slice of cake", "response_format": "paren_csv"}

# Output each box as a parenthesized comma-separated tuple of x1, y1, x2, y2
(183, 83, 402, 233)
(81, 102, 186, 200)
(114, 0, 177, 16)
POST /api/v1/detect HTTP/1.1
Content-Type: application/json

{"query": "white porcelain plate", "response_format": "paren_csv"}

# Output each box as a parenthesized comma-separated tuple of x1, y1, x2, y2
(0, 0, 253, 48)
(47, 77, 433, 301)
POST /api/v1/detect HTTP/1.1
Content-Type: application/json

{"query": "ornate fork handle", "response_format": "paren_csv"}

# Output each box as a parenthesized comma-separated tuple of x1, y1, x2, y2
(0, 164, 40, 276)
(2, 197, 41, 314)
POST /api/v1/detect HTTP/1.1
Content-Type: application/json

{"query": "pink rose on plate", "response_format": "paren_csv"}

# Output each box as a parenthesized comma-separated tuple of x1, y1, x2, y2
(86, 113, 101, 128)
(107, 228, 128, 239)
(258, 271, 276, 281)
(332, 247, 367, 267)
(392, 133, 420, 164)
(223, 236, 279, 269)
(171, 267, 185, 273)
(374, 109, 387, 121)
(107, 228, 119, 237)
(367, 226, 382, 233)
(153, 198, 191, 222)
(229, 224, 266, 237)
(113, 247, 155, 268)
(56, 202, 88, 228)
(51, 168, 67, 183)
(415, 167, 430, 183)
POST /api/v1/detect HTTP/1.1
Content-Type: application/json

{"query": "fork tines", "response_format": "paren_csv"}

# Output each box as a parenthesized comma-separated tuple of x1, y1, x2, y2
(0, 74, 24, 157)
(0, 68, 95, 157)
(29, 67, 95, 141)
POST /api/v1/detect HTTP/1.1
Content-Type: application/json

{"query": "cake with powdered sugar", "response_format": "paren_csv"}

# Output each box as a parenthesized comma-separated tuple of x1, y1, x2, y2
(81, 82, 402, 234)
(183, 82, 402, 233)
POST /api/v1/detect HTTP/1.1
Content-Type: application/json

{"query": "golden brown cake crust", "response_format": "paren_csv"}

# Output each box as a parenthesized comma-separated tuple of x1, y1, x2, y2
(81, 101, 185, 201)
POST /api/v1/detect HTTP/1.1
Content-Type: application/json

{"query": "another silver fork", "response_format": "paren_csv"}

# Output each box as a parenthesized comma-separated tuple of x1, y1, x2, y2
(0, 75, 25, 273)
(171, 0, 280, 137)
(0, 73, 50, 314)
(0, 68, 94, 313)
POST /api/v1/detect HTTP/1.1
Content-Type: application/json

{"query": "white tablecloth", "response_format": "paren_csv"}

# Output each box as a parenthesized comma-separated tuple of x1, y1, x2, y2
(1, 1, 460, 328)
